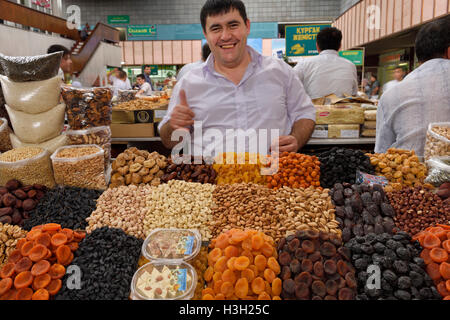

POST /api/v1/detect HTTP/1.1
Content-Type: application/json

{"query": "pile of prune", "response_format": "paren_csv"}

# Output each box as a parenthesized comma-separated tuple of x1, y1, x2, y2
(345, 232, 441, 300)
(330, 183, 397, 243)
(55, 227, 143, 300)
(277, 230, 357, 300)
(318, 148, 375, 188)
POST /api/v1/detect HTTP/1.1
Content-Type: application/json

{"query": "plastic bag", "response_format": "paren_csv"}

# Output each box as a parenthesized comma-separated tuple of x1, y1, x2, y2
(61, 87, 112, 129)
(424, 157, 450, 187)
(0, 147, 55, 188)
(51, 144, 107, 190)
(65, 126, 111, 168)
(9, 132, 68, 154)
(117, 89, 137, 103)
(424, 122, 450, 161)
(6, 103, 65, 143)
(0, 84, 9, 124)
(0, 117, 12, 152)
(0, 51, 62, 82)
(0, 75, 61, 114)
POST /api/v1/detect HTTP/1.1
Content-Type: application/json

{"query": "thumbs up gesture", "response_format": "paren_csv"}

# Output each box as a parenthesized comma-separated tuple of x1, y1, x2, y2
(169, 89, 195, 131)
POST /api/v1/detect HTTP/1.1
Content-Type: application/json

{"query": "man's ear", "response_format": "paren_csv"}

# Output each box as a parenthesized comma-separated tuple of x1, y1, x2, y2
(246, 19, 251, 36)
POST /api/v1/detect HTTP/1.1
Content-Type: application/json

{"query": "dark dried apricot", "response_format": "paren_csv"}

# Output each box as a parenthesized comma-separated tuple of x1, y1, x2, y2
(313, 261, 324, 277)
(326, 279, 338, 296)
(295, 248, 307, 260)
(324, 259, 337, 275)
(301, 259, 313, 273)
(338, 287, 354, 300)
(337, 260, 349, 276)
(290, 259, 301, 274)
(320, 242, 336, 257)
(282, 279, 295, 295)
(308, 251, 322, 263)
(319, 232, 330, 241)
(305, 230, 319, 240)
(294, 272, 312, 287)
(294, 282, 309, 299)
(278, 252, 292, 266)
(301, 240, 315, 253)
(324, 295, 337, 300)
(311, 280, 326, 297)
(280, 266, 291, 280)
(312, 295, 323, 300)
(345, 273, 357, 288)
(288, 238, 300, 252)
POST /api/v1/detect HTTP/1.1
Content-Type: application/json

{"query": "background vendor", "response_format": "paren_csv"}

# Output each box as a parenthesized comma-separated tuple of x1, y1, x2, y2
(159, 0, 316, 155)
(375, 18, 450, 156)
(136, 74, 153, 97)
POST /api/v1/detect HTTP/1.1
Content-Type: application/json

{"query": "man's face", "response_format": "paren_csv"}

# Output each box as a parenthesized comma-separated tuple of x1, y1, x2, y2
(137, 77, 145, 85)
(144, 67, 151, 75)
(371, 76, 376, 82)
(393, 68, 405, 81)
(203, 9, 250, 68)
(60, 54, 72, 73)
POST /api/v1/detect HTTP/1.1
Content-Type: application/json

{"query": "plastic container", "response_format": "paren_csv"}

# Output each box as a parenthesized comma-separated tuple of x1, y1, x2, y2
(51, 144, 106, 190)
(130, 261, 197, 300)
(0, 75, 62, 114)
(142, 229, 201, 262)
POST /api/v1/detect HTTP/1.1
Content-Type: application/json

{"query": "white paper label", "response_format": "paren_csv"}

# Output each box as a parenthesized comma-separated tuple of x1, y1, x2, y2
(312, 130, 328, 138)
(340, 130, 359, 138)
(154, 110, 167, 119)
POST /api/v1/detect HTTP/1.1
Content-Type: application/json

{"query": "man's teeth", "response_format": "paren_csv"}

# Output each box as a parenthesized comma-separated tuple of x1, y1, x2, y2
(221, 44, 235, 48)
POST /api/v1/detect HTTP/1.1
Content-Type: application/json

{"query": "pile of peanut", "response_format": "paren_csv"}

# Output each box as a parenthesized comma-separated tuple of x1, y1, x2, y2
(110, 148, 166, 188)
(144, 180, 215, 240)
(424, 124, 450, 161)
(368, 148, 428, 192)
(86, 185, 152, 239)
(0, 222, 27, 267)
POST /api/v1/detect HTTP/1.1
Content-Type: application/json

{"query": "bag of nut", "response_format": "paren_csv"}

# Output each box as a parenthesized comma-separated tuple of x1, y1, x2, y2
(424, 156, 450, 187)
(65, 126, 111, 169)
(51, 144, 107, 190)
(424, 122, 450, 161)
(0, 117, 12, 152)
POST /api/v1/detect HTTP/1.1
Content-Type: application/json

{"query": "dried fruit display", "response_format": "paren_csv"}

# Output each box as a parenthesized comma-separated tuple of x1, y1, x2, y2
(330, 183, 397, 243)
(213, 153, 267, 185)
(345, 232, 441, 300)
(0, 222, 27, 268)
(277, 230, 356, 300)
(192, 247, 208, 300)
(55, 227, 142, 300)
(412, 224, 450, 299)
(202, 229, 281, 300)
(387, 186, 450, 236)
(161, 156, 217, 184)
(0, 223, 83, 300)
(319, 148, 374, 188)
(266, 152, 321, 189)
(110, 148, 167, 188)
(368, 148, 428, 192)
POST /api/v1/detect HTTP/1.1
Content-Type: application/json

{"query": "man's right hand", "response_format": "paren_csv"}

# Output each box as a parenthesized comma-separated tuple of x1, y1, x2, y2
(169, 89, 195, 131)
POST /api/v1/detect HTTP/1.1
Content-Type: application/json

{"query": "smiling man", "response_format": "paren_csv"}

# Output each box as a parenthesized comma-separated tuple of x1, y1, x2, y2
(159, 0, 316, 156)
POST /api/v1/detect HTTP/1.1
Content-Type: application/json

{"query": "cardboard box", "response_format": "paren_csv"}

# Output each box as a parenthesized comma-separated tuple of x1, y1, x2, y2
(328, 124, 360, 138)
(311, 125, 328, 138)
(315, 105, 365, 125)
(111, 123, 155, 138)
(112, 110, 155, 124)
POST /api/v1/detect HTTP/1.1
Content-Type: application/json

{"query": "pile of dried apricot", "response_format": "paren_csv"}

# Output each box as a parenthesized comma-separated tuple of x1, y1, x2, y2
(0, 223, 84, 300)
(213, 153, 268, 185)
(267, 153, 321, 189)
(413, 224, 450, 300)
(202, 229, 281, 300)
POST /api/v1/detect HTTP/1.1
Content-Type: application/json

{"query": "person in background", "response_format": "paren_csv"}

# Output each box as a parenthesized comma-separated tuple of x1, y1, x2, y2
(293, 27, 358, 99)
(47, 45, 72, 83)
(80, 23, 90, 41)
(375, 17, 450, 156)
(143, 65, 155, 91)
(159, 0, 316, 154)
(177, 43, 211, 80)
(382, 65, 406, 95)
(111, 70, 131, 96)
(369, 74, 380, 99)
(136, 74, 153, 97)
(362, 78, 371, 97)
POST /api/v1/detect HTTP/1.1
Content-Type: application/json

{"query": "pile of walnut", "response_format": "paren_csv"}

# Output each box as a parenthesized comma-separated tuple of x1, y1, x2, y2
(110, 148, 167, 188)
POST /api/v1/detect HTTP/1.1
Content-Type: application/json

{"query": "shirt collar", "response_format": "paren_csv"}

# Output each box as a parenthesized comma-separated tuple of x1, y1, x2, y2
(319, 49, 339, 56)
(203, 45, 263, 78)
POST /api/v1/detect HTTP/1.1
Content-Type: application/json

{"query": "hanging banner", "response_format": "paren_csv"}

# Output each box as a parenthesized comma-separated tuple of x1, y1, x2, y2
(32, 0, 51, 8)
(127, 25, 157, 38)
(285, 24, 331, 56)
(108, 15, 130, 24)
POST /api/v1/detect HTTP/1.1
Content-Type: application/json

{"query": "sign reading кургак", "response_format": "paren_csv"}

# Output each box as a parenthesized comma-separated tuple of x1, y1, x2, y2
(285, 24, 331, 57)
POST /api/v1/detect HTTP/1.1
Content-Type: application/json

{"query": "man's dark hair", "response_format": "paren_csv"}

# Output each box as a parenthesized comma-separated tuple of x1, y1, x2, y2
(394, 65, 405, 72)
(143, 65, 151, 69)
(202, 43, 211, 61)
(200, 0, 248, 32)
(136, 74, 146, 80)
(371, 74, 377, 80)
(47, 45, 70, 57)
(118, 70, 127, 79)
(316, 27, 342, 51)
(415, 17, 450, 63)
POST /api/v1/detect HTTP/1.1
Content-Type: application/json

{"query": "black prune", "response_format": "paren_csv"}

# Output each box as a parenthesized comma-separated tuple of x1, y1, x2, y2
(409, 263, 425, 275)
(394, 290, 411, 300)
(352, 224, 364, 237)
(342, 227, 352, 243)
(344, 206, 354, 219)
(382, 270, 398, 283)
(361, 192, 373, 205)
(333, 190, 344, 206)
(374, 223, 384, 235)
(360, 244, 374, 255)
(373, 242, 386, 253)
(409, 271, 423, 287)
(364, 225, 375, 235)
(381, 279, 393, 292)
(386, 240, 400, 250)
(343, 188, 353, 198)
(419, 288, 431, 299)
(350, 194, 364, 213)
(372, 191, 383, 205)
(380, 202, 395, 217)
(362, 210, 375, 225)
(413, 257, 425, 267)
(397, 276, 411, 289)
(396, 247, 411, 261)
(354, 258, 368, 270)
(335, 206, 345, 218)
(393, 260, 409, 274)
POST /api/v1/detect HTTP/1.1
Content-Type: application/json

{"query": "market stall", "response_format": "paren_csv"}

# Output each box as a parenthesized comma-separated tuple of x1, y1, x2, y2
(0, 52, 449, 302)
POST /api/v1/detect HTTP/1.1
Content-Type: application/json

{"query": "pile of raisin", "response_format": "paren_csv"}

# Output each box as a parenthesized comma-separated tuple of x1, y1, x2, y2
(277, 230, 357, 300)
(330, 183, 397, 243)
(345, 232, 441, 300)
(318, 148, 375, 188)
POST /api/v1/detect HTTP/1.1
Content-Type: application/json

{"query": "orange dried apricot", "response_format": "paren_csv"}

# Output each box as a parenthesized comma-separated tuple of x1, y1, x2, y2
(215, 233, 230, 249)
(20, 241, 34, 257)
(13, 271, 33, 289)
(214, 293, 225, 300)
(224, 246, 239, 258)
(257, 292, 271, 300)
(430, 248, 448, 263)
(26, 229, 42, 242)
(251, 277, 265, 295)
(234, 278, 249, 299)
(8, 249, 22, 264)
(0, 263, 15, 279)
(251, 234, 264, 250)
(240, 250, 254, 265)
(204, 267, 214, 282)
(254, 255, 267, 272)
(15, 287, 33, 300)
(427, 263, 442, 281)
(220, 281, 234, 298)
(267, 257, 280, 275)
(423, 234, 441, 249)
(31, 288, 49, 300)
(46, 279, 62, 296)
(202, 293, 214, 300)
(241, 268, 255, 283)
(231, 230, 248, 243)
(28, 244, 48, 262)
(48, 264, 65, 280)
(0, 278, 13, 296)
(31, 260, 51, 277)
(227, 257, 237, 271)
(440, 262, 450, 280)
(213, 280, 224, 294)
(33, 273, 51, 290)
(260, 243, 274, 258)
(208, 248, 222, 263)
(222, 269, 237, 284)
(214, 256, 228, 273)
(234, 256, 250, 271)
(272, 277, 282, 296)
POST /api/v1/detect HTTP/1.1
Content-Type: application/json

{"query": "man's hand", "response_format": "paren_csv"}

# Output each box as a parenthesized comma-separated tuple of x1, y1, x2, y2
(276, 135, 299, 153)
(169, 89, 195, 131)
